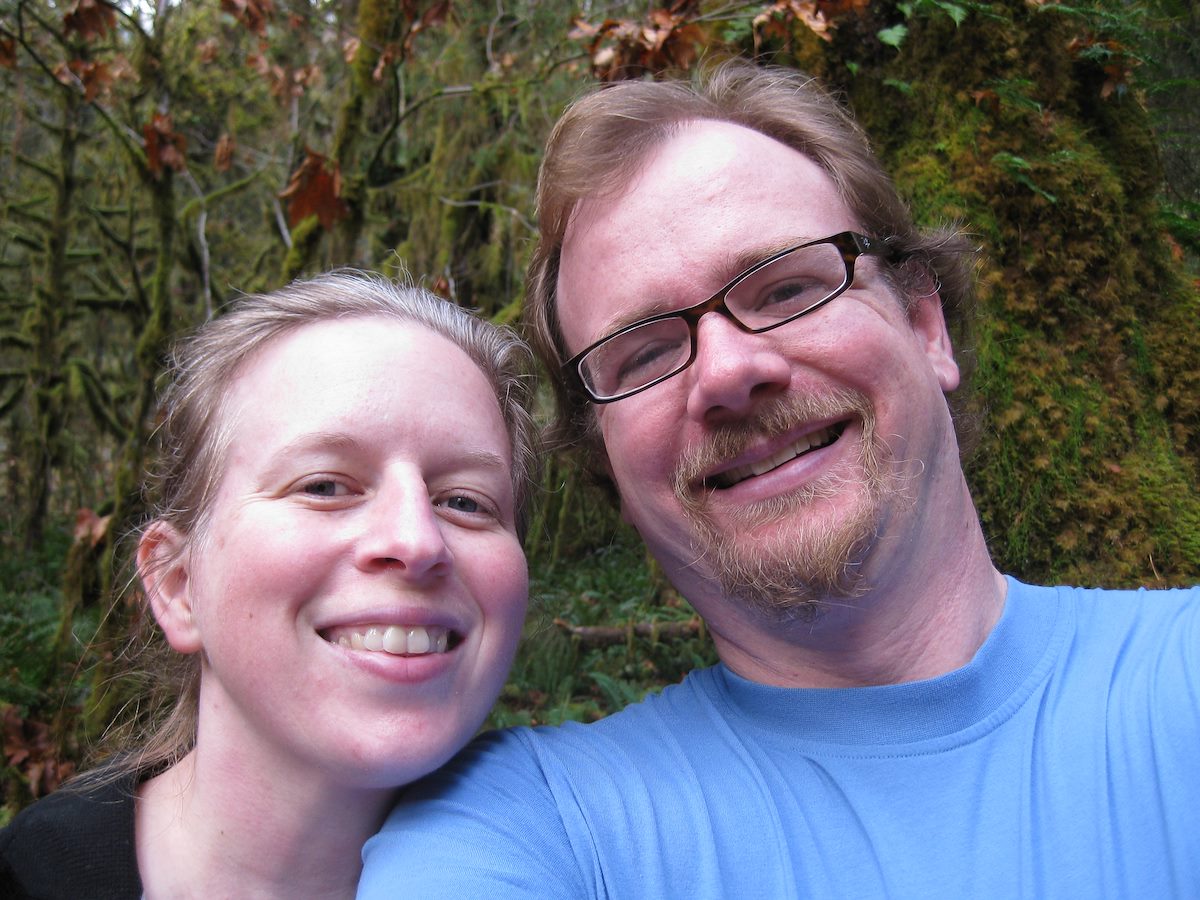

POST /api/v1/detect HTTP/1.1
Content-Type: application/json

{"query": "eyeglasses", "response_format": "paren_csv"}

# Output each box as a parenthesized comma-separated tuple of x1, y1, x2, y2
(564, 231, 895, 403)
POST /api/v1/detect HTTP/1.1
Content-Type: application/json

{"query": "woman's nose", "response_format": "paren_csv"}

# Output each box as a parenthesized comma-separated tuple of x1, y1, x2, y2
(354, 481, 453, 580)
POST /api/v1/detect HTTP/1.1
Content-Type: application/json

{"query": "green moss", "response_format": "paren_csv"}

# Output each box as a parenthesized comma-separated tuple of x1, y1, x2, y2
(851, 0, 1197, 586)
(280, 214, 322, 282)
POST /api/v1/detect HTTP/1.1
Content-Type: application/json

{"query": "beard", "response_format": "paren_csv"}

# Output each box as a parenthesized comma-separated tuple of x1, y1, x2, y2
(671, 388, 894, 624)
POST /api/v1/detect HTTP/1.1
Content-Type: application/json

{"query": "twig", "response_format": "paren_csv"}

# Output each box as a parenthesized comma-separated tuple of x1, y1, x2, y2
(553, 617, 705, 647)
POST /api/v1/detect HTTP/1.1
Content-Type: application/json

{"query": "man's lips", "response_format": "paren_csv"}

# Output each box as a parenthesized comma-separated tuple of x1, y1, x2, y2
(704, 422, 846, 490)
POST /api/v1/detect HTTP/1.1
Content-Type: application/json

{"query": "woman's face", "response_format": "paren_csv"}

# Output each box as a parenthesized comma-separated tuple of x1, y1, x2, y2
(152, 316, 528, 789)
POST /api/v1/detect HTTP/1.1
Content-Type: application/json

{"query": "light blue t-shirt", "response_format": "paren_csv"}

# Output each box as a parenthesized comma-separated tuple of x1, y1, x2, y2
(359, 579, 1199, 898)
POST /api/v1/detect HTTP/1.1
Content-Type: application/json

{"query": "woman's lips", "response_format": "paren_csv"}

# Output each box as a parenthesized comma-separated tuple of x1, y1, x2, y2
(319, 624, 456, 656)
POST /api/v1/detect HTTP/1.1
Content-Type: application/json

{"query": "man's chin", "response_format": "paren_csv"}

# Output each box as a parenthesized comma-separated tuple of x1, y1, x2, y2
(684, 484, 882, 624)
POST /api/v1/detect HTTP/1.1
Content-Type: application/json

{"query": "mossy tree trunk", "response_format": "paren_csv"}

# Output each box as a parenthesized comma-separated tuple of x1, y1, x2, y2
(19, 59, 83, 552)
(811, 0, 1199, 585)
(46, 8, 184, 740)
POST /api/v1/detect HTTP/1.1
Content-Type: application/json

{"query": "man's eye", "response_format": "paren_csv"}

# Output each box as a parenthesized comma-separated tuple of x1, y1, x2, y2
(613, 336, 687, 388)
(755, 278, 829, 312)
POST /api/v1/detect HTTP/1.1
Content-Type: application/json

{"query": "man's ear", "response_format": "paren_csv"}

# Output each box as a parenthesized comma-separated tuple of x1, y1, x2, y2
(589, 439, 631, 525)
(137, 521, 203, 655)
(907, 281, 960, 393)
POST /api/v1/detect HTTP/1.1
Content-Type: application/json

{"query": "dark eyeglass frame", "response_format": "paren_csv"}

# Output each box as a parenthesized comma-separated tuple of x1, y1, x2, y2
(563, 231, 897, 404)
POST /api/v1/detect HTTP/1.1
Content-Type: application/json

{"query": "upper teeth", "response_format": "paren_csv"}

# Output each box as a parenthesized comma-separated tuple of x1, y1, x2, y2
(327, 624, 450, 656)
(712, 426, 837, 488)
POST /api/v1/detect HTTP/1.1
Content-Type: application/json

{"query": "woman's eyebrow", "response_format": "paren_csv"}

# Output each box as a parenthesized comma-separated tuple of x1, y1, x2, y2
(253, 432, 368, 481)
(266, 434, 508, 476)
(455, 448, 510, 473)
(274, 432, 369, 458)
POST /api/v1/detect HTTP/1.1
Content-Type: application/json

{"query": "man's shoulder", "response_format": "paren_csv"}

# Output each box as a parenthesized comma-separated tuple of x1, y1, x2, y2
(466, 664, 726, 763)
(1010, 577, 1200, 622)
(1008, 576, 1198, 684)
(399, 664, 729, 811)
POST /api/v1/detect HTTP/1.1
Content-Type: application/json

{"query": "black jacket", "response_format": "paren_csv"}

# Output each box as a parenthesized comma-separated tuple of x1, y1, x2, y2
(0, 768, 142, 900)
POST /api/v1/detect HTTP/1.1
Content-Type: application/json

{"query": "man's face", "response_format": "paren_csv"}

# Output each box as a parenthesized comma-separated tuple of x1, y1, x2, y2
(555, 120, 960, 626)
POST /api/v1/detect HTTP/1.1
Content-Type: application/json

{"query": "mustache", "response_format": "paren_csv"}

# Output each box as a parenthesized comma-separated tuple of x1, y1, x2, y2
(672, 388, 872, 501)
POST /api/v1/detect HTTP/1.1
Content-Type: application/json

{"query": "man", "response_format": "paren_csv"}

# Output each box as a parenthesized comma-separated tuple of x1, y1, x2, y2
(359, 61, 1198, 898)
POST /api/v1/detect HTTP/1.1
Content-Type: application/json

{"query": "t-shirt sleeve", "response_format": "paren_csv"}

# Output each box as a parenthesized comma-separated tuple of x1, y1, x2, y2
(357, 729, 587, 899)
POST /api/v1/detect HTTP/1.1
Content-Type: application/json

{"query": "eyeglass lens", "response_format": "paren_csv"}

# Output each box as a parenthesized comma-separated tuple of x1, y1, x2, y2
(579, 241, 851, 400)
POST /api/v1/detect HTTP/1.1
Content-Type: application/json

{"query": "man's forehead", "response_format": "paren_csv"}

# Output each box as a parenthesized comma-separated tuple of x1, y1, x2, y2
(554, 120, 854, 343)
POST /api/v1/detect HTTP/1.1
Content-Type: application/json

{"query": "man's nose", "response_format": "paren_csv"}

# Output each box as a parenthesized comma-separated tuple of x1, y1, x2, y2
(684, 311, 790, 424)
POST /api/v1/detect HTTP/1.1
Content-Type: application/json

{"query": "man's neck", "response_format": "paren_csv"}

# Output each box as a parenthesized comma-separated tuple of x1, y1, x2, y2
(700, 485, 1006, 689)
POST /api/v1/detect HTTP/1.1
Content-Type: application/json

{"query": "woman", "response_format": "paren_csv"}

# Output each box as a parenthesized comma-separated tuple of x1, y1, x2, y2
(0, 272, 538, 898)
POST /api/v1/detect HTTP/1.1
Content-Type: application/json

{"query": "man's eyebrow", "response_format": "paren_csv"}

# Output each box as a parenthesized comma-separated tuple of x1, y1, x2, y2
(591, 238, 814, 340)
(726, 238, 808, 275)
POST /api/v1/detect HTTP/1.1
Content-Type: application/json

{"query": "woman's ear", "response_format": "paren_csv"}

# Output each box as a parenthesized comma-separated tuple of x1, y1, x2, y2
(138, 521, 203, 654)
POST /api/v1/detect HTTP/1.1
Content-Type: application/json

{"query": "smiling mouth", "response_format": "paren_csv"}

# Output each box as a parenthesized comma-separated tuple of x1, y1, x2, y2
(706, 422, 846, 490)
(320, 624, 461, 656)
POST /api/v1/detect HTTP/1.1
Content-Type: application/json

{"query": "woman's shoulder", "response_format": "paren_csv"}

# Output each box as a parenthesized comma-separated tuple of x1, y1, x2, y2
(0, 766, 143, 900)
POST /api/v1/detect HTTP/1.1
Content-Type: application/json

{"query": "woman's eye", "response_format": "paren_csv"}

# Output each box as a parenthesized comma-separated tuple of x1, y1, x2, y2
(301, 479, 346, 497)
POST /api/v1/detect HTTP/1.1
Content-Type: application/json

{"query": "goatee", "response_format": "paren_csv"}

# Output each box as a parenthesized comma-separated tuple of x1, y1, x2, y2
(672, 388, 890, 624)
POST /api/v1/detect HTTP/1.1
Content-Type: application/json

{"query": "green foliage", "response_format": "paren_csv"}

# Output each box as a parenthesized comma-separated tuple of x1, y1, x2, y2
(492, 535, 717, 729)
(878, 24, 909, 47)
(0, 522, 93, 819)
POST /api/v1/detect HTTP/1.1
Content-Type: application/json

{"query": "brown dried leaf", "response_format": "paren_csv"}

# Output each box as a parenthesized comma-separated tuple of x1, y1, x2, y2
(143, 113, 188, 177)
(0, 38, 17, 70)
(373, 44, 400, 82)
(72, 507, 112, 548)
(52, 61, 74, 89)
(197, 38, 220, 64)
(220, 0, 275, 37)
(817, 0, 871, 17)
(754, 0, 834, 44)
(568, 17, 601, 40)
(574, 4, 708, 81)
(429, 275, 452, 299)
(63, 0, 116, 41)
(1, 706, 76, 800)
(214, 132, 236, 172)
(971, 88, 1000, 116)
(418, 0, 451, 32)
(279, 149, 349, 230)
(75, 59, 113, 101)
